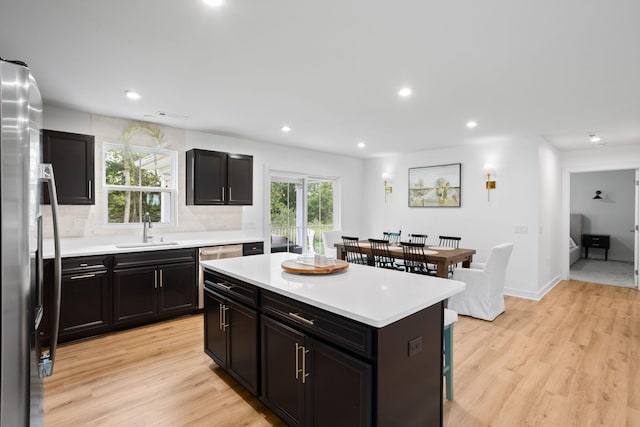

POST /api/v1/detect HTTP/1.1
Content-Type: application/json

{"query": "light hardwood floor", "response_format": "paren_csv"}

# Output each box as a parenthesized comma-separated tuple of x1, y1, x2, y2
(45, 280, 640, 426)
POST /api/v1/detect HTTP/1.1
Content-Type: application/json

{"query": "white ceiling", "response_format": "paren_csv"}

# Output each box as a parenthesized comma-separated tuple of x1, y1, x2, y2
(1, 0, 639, 158)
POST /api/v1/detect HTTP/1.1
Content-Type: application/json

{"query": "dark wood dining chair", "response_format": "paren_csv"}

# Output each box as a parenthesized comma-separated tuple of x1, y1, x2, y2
(437, 235, 462, 276)
(408, 233, 428, 245)
(401, 241, 430, 275)
(341, 236, 367, 265)
(438, 236, 461, 248)
(382, 230, 401, 246)
(368, 238, 402, 270)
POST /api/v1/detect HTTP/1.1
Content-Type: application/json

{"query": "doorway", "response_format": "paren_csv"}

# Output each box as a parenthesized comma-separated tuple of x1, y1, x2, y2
(566, 168, 639, 288)
(268, 172, 339, 255)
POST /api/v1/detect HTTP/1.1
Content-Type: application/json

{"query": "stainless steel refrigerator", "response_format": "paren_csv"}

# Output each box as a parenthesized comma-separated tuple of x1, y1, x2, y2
(1, 58, 61, 426)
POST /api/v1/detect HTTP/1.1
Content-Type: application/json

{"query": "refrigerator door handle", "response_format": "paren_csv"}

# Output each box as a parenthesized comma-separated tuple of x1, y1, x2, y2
(38, 163, 61, 379)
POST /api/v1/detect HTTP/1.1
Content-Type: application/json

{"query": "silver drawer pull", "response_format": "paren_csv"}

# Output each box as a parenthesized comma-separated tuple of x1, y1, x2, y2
(289, 312, 315, 326)
(69, 273, 96, 280)
(216, 282, 233, 291)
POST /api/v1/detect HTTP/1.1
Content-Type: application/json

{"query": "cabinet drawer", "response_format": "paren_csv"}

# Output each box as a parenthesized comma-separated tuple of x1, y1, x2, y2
(242, 242, 264, 256)
(261, 291, 373, 359)
(581, 234, 610, 248)
(113, 248, 196, 269)
(62, 255, 110, 274)
(203, 270, 258, 308)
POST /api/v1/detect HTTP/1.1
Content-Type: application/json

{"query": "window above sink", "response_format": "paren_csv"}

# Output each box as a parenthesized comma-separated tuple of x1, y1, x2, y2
(103, 143, 177, 226)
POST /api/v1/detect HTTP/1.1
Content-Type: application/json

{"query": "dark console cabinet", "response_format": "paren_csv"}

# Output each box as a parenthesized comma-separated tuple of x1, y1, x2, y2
(186, 149, 253, 205)
(43, 129, 95, 205)
(582, 234, 610, 261)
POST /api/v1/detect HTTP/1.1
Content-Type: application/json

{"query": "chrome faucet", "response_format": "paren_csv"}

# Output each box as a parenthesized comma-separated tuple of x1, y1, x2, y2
(142, 212, 153, 243)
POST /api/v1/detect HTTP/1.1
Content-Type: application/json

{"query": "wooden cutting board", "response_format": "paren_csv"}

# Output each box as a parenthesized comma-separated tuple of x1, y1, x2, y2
(281, 259, 349, 274)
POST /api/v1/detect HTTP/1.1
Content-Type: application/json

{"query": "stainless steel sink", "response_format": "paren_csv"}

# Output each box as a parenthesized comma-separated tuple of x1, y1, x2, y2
(115, 241, 180, 249)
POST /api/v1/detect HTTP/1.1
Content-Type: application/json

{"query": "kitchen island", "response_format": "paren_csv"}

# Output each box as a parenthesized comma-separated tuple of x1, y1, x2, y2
(202, 252, 465, 427)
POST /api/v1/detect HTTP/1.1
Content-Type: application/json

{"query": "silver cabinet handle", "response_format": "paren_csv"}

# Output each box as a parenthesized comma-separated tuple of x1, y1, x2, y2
(88, 180, 92, 200)
(69, 273, 96, 280)
(295, 343, 301, 380)
(229, 187, 232, 201)
(216, 282, 233, 291)
(159, 269, 163, 288)
(222, 187, 225, 201)
(219, 303, 224, 331)
(288, 312, 315, 326)
(154, 271, 158, 289)
(222, 305, 229, 331)
(302, 346, 309, 384)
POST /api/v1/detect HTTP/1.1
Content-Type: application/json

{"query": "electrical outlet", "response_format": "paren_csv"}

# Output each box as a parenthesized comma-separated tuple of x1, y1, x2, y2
(408, 336, 422, 357)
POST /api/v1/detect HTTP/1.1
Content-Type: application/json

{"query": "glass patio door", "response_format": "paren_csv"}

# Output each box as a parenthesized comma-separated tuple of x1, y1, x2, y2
(269, 173, 338, 255)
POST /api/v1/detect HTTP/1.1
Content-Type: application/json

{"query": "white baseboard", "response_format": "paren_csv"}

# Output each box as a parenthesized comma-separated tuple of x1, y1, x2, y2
(504, 274, 562, 302)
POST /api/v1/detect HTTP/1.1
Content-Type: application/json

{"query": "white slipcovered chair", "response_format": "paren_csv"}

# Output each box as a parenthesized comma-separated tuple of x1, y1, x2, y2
(448, 242, 514, 321)
(321, 229, 342, 258)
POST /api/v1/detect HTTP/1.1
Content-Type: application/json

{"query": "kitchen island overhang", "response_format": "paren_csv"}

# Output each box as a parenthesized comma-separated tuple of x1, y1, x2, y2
(202, 252, 465, 426)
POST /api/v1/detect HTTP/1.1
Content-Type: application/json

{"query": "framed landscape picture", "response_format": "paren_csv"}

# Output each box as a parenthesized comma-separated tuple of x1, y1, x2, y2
(408, 163, 461, 207)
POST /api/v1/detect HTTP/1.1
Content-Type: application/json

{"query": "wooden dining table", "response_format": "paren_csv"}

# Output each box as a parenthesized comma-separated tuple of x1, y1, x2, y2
(334, 241, 476, 279)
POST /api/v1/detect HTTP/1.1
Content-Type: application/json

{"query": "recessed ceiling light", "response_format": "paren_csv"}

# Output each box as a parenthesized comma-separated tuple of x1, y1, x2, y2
(281, 125, 292, 133)
(125, 90, 141, 100)
(466, 121, 478, 129)
(357, 141, 366, 149)
(203, 0, 224, 7)
(398, 87, 412, 98)
(589, 134, 601, 143)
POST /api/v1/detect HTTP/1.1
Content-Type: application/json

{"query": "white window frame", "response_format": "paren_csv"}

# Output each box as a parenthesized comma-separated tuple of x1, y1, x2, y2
(102, 142, 178, 227)
(266, 169, 341, 253)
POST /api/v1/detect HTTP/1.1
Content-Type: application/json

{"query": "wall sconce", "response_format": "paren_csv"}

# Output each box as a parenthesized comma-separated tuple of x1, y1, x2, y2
(484, 164, 496, 201)
(593, 190, 603, 200)
(382, 173, 393, 202)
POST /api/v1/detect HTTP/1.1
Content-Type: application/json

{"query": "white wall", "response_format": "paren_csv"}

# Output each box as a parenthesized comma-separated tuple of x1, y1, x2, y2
(42, 105, 364, 239)
(361, 137, 551, 298)
(538, 141, 563, 294)
(570, 170, 636, 262)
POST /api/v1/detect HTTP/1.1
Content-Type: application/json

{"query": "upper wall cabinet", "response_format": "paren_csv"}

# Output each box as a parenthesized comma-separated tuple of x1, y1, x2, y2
(186, 149, 253, 205)
(43, 129, 95, 205)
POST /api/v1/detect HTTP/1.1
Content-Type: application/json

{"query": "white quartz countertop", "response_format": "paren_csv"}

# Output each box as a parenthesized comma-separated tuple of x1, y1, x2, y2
(202, 252, 465, 328)
(43, 230, 264, 259)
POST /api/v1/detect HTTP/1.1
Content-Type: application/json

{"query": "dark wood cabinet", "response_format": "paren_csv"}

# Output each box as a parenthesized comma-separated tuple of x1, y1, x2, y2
(40, 256, 112, 344)
(113, 249, 197, 328)
(158, 262, 197, 316)
(43, 129, 95, 205)
(202, 270, 444, 426)
(186, 149, 253, 205)
(113, 265, 158, 326)
(261, 315, 306, 426)
(227, 154, 253, 205)
(40, 248, 197, 343)
(60, 267, 112, 340)
(260, 315, 372, 427)
(308, 339, 372, 426)
(204, 279, 259, 395)
(242, 241, 264, 256)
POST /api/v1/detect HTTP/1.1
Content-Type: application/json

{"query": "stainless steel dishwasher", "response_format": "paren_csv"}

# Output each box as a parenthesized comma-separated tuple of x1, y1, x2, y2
(198, 245, 243, 309)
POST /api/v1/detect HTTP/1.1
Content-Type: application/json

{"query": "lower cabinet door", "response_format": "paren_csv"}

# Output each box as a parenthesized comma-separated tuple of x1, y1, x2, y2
(227, 301, 259, 395)
(113, 266, 158, 326)
(308, 338, 372, 427)
(261, 315, 306, 427)
(59, 269, 112, 341)
(204, 289, 227, 368)
(158, 262, 196, 317)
